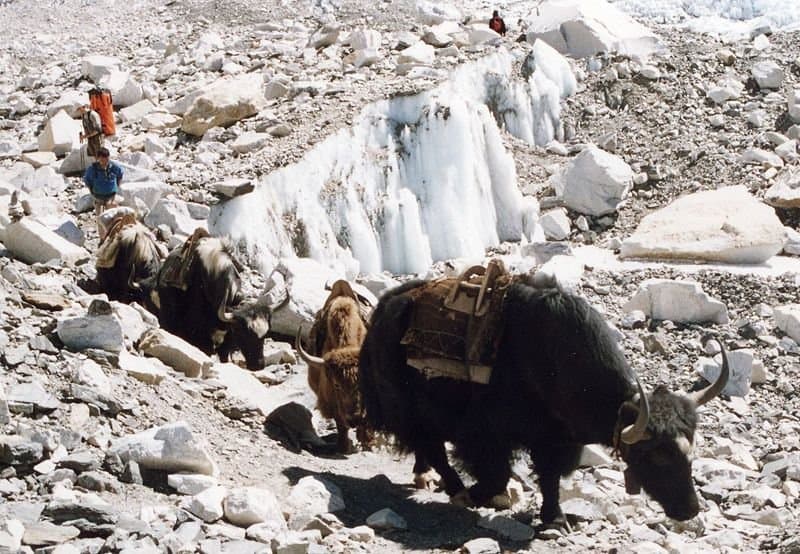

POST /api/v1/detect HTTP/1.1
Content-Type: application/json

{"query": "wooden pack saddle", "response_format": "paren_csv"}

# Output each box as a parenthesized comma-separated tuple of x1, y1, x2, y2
(160, 227, 211, 290)
(401, 259, 512, 384)
(95, 211, 139, 269)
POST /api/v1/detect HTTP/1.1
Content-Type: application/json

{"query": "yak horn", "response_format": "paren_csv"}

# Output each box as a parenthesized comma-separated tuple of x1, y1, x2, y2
(295, 332, 325, 372)
(217, 288, 235, 322)
(127, 263, 141, 291)
(621, 374, 651, 445)
(688, 338, 730, 406)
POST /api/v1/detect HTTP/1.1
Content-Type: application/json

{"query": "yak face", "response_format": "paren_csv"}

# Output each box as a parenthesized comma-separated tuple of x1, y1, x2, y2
(617, 387, 700, 521)
(227, 302, 272, 370)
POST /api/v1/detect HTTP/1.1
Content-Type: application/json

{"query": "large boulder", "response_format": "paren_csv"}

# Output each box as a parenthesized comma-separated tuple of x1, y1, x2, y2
(223, 487, 285, 528)
(751, 60, 784, 90)
(181, 74, 267, 137)
(117, 180, 171, 210)
(120, 99, 156, 123)
(524, 0, 663, 59)
(4, 217, 89, 266)
(47, 90, 88, 118)
(621, 186, 787, 264)
(99, 70, 144, 107)
(774, 305, 800, 343)
(397, 42, 435, 65)
(144, 196, 207, 236)
(57, 311, 125, 353)
(38, 110, 81, 156)
(624, 279, 729, 324)
(139, 328, 212, 378)
(81, 55, 121, 83)
(109, 421, 218, 476)
(558, 146, 632, 216)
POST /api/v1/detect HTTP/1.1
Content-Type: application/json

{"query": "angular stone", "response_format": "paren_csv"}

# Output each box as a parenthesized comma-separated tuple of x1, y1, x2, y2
(190, 485, 227, 522)
(118, 351, 168, 385)
(59, 450, 101, 473)
(7, 381, 59, 414)
(0, 519, 25, 552)
(168, 473, 219, 495)
(287, 476, 345, 518)
(21, 521, 80, 547)
(139, 328, 212, 378)
(0, 384, 9, 424)
(621, 186, 786, 264)
(76, 470, 120, 493)
(540, 208, 571, 240)
(47, 90, 89, 118)
(265, 78, 291, 100)
(231, 132, 270, 154)
(579, 444, 613, 467)
(624, 279, 728, 324)
(775, 305, 800, 343)
(559, 146, 632, 216)
(766, 166, 800, 208)
(80, 55, 121, 82)
(751, 60, 784, 90)
(214, 178, 254, 198)
(21, 151, 57, 168)
(742, 147, 784, 169)
(4, 217, 89, 266)
(477, 514, 534, 541)
(99, 69, 143, 108)
(0, 435, 45, 465)
(57, 313, 124, 353)
(38, 110, 82, 156)
(224, 487, 286, 528)
(366, 508, 407, 530)
(109, 421, 218, 476)
(397, 42, 435, 65)
(463, 537, 501, 554)
(120, 99, 156, 123)
(144, 196, 206, 236)
(181, 74, 267, 137)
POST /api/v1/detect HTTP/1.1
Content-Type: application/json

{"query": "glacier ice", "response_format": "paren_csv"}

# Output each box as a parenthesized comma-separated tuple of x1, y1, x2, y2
(210, 48, 576, 276)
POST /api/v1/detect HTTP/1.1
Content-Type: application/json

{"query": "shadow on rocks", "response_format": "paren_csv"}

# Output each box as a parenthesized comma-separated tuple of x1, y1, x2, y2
(282, 466, 486, 551)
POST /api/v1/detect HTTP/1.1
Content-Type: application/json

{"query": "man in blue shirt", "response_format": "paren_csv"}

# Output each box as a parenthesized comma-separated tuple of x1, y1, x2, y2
(83, 147, 124, 241)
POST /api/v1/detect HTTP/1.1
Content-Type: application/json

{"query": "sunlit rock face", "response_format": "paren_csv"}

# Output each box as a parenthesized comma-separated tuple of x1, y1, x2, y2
(211, 48, 576, 276)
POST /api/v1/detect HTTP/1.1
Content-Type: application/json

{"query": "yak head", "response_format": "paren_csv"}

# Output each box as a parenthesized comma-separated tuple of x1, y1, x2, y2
(613, 339, 730, 521)
(218, 287, 290, 370)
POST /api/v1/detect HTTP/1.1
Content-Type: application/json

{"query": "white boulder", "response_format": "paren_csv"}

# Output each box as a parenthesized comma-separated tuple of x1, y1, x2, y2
(47, 90, 89, 118)
(21, 151, 57, 169)
(118, 351, 168, 385)
(397, 42, 435, 65)
(190, 485, 227, 522)
(231, 132, 269, 154)
(4, 217, 89, 266)
(99, 70, 144, 107)
(540, 208, 571, 240)
(139, 328, 212, 378)
(110, 421, 218, 475)
(621, 186, 786, 264)
(213, 363, 273, 416)
(286, 476, 345, 517)
(120, 99, 156, 123)
(765, 166, 800, 208)
(624, 279, 729, 324)
(72, 359, 112, 396)
(168, 473, 220, 495)
(525, 0, 662, 59)
(790, 89, 800, 123)
(696, 350, 761, 397)
(467, 24, 501, 46)
(38, 110, 81, 156)
(558, 146, 632, 216)
(144, 196, 206, 236)
(348, 29, 381, 50)
(707, 76, 745, 104)
(775, 305, 800, 343)
(81, 55, 121, 82)
(751, 60, 784, 90)
(223, 487, 285, 528)
(117, 180, 171, 210)
(181, 74, 267, 137)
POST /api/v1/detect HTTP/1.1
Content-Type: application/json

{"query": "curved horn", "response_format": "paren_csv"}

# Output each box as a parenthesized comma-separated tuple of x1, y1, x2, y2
(295, 331, 325, 372)
(688, 338, 730, 406)
(217, 288, 235, 322)
(621, 374, 651, 445)
(127, 263, 141, 291)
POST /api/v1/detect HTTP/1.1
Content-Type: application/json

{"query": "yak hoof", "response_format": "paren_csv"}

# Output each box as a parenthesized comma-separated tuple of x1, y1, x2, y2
(488, 492, 512, 510)
(413, 469, 438, 490)
(450, 489, 474, 508)
(537, 516, 572, 537)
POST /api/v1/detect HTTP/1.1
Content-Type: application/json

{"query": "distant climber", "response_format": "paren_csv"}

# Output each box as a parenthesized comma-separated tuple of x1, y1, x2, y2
(83, 147, 124, 241)
(489, 10, 507, 36)
(78, 104, 103, 158)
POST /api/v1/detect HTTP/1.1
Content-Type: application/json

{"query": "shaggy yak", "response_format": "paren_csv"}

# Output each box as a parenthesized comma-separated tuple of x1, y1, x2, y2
(359, 279, 730, 527)
(96, 219, 164, 304)
(154, 236, 288, 370)
(296, 280, 372, 453)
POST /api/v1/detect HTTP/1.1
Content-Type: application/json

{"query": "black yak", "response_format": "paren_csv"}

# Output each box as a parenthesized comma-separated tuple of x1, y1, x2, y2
(96, 219, 163, 304)
(153, 235, 288, 370)
(359, 280, 729, 527)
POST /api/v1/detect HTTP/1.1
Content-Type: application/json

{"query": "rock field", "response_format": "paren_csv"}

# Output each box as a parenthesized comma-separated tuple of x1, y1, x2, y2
(1, 0, 800, 552)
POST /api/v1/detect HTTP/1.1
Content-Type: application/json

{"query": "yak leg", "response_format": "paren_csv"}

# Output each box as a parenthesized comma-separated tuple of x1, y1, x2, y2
(531, 443, 582, 528)
(334, 415, 353, 454)
(414, 440, 465, 498)
(462, 442, 513, 509)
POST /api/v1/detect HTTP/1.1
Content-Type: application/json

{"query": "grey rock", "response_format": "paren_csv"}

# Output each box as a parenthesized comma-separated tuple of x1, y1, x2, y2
(365, 508, 407, 530)
(76, 470, 120, 493)
(120, 460, 144, 485)
(21, 521, 80, 547)
(7, 381, 59, 414)
(0, 436, 44, 465)
(477, 514, 534, 541)
(462, 537, 501, 554)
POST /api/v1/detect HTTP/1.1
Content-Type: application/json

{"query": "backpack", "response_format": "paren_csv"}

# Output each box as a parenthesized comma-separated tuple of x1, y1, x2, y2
(89, 88, 116, 136)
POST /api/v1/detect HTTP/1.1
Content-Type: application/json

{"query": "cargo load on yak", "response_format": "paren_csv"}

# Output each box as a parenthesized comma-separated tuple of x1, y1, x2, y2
(95, 208, 139, 268)
(89, 88, 116, 136)
(401, 259, 512, 384)
(159, 228, 219, 291)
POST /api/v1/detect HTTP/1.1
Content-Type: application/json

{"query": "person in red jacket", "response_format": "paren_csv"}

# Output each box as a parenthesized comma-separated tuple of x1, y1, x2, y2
(489, 10, 507, 36)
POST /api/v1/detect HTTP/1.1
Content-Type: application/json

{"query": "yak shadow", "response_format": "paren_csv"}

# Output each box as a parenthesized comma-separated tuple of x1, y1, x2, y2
(283, 466, 534, 551)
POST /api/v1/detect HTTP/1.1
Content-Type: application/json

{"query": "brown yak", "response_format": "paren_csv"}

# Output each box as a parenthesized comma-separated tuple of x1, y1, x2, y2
(296, 280, 372, 453)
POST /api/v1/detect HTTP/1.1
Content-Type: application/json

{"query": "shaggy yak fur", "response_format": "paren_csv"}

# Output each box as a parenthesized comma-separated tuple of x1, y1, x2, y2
(298, 293, 372, 453)
(96, 222, 163, 304)
(359, 280, 729, 526)
(155, 237, 284, 370)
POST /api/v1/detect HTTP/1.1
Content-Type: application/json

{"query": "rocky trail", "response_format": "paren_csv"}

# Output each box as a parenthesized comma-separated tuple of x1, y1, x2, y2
(1, 0, 800, 552)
